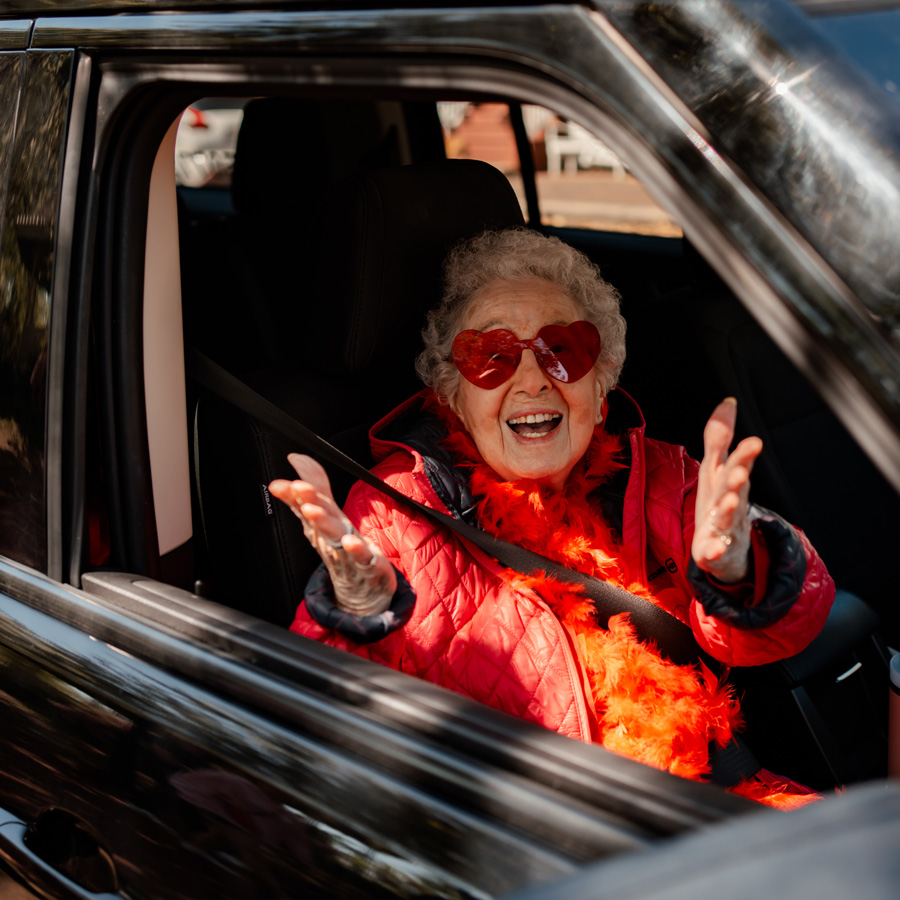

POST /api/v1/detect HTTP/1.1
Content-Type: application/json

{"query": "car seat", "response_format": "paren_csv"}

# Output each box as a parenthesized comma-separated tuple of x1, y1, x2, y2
(180, 97, 414, 376)
(190, 158, 525, 624)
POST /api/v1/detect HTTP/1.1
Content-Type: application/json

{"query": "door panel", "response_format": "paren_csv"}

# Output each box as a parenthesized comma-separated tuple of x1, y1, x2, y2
(6, 562, 723, 898)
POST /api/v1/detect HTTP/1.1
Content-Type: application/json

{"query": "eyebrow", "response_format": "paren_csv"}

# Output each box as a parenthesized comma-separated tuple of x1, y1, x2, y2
(470, 318, 572, 333)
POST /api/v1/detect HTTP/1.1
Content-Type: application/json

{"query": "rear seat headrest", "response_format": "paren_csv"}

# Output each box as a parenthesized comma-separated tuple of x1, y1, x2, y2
(307, 158, 526, 383)
(231, 97, 394, 218)
(232, 98, 323, 216)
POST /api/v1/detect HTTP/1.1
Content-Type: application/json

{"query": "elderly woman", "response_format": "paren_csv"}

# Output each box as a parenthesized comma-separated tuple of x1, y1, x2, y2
(269, 228, 834, 807)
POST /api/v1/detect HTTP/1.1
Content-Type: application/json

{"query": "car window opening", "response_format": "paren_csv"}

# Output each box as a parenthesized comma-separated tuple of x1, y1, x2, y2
(140, 86, 900, 650)
(122, 82, 894, 799)
(439, 101, 681, 238)
(166, 92, 689, 614)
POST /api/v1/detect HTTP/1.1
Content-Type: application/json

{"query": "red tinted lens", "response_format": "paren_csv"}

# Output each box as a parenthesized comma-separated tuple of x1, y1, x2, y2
(532, 321, 602, 383)
(452, 328, 522, 389)
(452, 321, 601, 388)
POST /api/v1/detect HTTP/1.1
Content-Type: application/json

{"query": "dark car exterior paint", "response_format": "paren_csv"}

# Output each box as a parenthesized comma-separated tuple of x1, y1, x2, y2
(1, 2, 899, 898)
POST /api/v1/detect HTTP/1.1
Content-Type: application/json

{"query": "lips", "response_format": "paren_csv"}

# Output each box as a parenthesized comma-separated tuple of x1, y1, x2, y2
(506, 412, 562, 438)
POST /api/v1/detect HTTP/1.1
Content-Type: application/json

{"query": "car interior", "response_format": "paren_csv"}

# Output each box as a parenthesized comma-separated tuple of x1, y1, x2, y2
(82, 84, 897, 794)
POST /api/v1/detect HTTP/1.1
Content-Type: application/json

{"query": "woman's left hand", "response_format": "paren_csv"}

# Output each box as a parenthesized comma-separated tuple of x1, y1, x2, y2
(692, 398, 763, 584)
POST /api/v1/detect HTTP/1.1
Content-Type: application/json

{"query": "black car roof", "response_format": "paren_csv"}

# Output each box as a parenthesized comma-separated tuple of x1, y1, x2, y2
(2, 0, 897, 22)
(0, 0, 566, 17)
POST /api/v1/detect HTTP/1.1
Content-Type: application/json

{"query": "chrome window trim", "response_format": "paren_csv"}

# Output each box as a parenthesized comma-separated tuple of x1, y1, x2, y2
(53, 52, 95, 586)
(0, 20, 32, 51)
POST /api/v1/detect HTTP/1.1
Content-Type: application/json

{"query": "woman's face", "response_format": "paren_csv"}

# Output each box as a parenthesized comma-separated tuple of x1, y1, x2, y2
(452, 277, 603, 491)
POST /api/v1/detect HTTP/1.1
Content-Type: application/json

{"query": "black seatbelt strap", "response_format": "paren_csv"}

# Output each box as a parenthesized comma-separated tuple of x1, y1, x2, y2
(186, 346, 761, 784)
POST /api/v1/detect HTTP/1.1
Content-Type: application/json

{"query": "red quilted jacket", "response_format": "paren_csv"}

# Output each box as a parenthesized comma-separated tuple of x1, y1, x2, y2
(291, 391, 834, 744)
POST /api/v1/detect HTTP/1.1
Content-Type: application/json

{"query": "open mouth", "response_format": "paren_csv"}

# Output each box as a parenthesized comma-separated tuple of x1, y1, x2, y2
(506, 412, 563, 438)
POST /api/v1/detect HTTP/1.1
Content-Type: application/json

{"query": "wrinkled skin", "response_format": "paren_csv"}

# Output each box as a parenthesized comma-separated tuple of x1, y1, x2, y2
(450, 278, 602, 491)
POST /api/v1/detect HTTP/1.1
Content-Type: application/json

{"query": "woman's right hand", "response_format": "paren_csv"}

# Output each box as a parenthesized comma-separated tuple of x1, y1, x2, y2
(269, 454, 397, 617)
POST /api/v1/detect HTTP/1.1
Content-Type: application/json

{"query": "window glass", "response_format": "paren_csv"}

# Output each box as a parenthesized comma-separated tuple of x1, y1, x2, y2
(0, 56, 18, 205)
(810, 10, 900, 111)
(0, 52, 71, 570)
(439, 102, 681, 237)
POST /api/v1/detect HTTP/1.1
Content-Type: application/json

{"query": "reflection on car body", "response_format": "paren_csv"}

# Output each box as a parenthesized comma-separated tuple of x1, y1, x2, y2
(1, 0, 900, 898)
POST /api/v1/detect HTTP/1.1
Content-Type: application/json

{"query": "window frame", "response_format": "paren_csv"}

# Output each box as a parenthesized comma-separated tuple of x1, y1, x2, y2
(40, 35, 765, 867)
(41, 5, 900, 502)
(0, 4, 896, 895)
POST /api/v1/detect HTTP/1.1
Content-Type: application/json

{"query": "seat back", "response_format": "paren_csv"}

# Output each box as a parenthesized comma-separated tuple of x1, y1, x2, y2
(192, 158, 525, 623)
(692, 292, 900, 640)
(621, 251, 900, 643)
(181, 97, 408, 374)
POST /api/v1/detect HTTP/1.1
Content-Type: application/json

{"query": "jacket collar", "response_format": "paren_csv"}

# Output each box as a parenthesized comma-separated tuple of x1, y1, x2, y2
(368, 387, 646, 524)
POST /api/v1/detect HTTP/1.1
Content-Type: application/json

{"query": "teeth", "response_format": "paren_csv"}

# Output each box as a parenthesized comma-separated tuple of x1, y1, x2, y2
(507, 412, 562, 425)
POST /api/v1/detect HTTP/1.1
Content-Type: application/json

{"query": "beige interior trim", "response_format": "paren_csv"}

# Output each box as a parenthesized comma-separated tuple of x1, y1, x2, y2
(143, 115, 192, 556)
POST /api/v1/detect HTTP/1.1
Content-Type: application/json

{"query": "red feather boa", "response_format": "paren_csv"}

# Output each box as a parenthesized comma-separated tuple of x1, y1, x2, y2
(428, 395, 818, 808)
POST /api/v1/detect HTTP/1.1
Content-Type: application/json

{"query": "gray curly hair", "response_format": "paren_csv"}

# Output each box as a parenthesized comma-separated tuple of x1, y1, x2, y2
(415, 227, 627, 408)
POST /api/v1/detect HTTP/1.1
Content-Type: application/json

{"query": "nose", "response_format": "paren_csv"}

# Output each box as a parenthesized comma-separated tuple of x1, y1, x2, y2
(511, 348, 552, 395)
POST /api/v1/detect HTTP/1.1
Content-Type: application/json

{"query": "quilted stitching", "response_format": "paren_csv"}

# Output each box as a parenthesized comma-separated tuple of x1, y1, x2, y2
(291, 407, 834, 738)
(298, 452, 594, 740)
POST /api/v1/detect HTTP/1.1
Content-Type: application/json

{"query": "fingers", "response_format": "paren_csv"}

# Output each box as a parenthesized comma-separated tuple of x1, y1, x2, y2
(287, 453, 335, 503)
(729, 435, 763, 473)
(268, 477, 313, 509)
(702, 397, 738, 466)
(699, 400, 762, 495)
(707, 436, 761, 517)
(340, 532, 379, 567)
(269, 457, 396, 612)
(693, 399, 762, 582)
(270, 453, 344, 539)
(270, 455, 338, 517)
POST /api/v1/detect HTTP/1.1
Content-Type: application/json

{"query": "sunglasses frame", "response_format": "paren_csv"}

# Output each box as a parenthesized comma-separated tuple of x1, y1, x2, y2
(452, 320, 602, 390)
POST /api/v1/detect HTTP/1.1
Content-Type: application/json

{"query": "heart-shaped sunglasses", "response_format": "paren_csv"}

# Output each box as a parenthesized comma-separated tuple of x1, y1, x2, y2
(452, 320, 601, 390)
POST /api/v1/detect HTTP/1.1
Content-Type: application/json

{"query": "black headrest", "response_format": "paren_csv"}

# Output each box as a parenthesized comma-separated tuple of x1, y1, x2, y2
(231, 98, 399, 218)
(307, 158, 526, 386)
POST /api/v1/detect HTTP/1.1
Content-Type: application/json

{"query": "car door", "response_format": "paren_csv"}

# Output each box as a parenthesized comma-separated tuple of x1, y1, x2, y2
(0, 7, 761, 900)
(3, 1, 900, 897)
